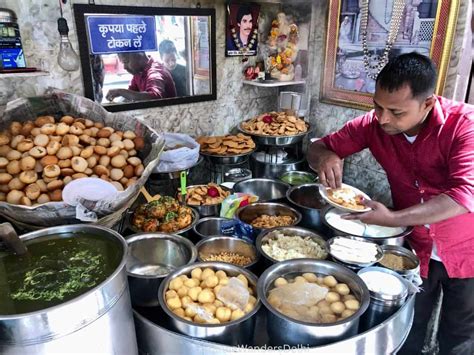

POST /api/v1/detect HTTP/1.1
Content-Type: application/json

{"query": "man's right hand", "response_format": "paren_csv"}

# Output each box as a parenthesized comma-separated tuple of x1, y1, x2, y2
(307, 141, 343, 189)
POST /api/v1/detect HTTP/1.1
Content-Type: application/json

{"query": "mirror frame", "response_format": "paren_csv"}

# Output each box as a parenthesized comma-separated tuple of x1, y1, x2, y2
(73, 4, 217, 112)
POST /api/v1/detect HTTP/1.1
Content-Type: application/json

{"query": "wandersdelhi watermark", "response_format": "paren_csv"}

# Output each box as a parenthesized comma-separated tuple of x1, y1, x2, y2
(237, 344, 312, 352)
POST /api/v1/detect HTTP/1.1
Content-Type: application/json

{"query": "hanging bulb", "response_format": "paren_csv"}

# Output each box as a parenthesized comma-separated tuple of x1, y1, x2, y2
(57, 17, 80, 71)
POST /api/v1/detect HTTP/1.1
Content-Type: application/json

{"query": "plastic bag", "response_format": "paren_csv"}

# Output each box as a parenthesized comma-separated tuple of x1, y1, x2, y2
(220, 193, 258, 219)
(220, 219, 255, 244)
(216, 277, 250, 311)
(155, 133, 199, 173)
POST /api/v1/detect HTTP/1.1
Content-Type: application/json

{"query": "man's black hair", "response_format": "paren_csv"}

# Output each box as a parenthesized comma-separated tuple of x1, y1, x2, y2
(158, 39, 177, 57)
(376, 52, 437, 100)
(236, 5, 252, 25)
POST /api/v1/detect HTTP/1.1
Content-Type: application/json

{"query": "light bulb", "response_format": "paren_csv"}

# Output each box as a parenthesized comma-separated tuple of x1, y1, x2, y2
(57, 17, 80, 72)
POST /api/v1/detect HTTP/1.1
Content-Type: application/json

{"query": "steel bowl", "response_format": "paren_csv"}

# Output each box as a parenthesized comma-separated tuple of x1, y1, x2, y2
(378, 245, 420, 282)
(126, 233, 197, 307)
(235, 202, 302, 239)
(179, 184, 232, 217)
(321, 206, 413, 246)
(256, 226, 328, 266)
(192, 217, 235, 240)
(250, 154, 307, 179)
(127, 206, 200, 238)
(200, 148, 255, 165)
(286, 183, 329, 233)
(279, 171, 318, 186)
(158, 261, 261, 345)
(257, 259, 370, 346)
(328, 236, 384, 269)
(233, 178, 290, 202)
(237, 121, 312, 146)
(196, 236, 260, 269)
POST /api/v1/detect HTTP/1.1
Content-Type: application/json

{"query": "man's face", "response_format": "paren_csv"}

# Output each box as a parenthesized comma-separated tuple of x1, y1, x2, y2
(373, 84, 435, 136)
(119, 54, 144, 75)
(162, 53, 177, 71)
(238, 14, 253, 37)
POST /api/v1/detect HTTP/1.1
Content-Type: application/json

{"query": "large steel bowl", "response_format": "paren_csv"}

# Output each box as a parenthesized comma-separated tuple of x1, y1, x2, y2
(256, 226, 328, 266)
(158, 261, 261, 345)
(196, 236, 259, 269)
(126, 233, 197, 307)
(192, 217, 235, 240)
(233, 178, 290, 202)
(200, 149, 255, 165)
(286, 183, 329, 233)
(237, 121, 312, 146)
(235, 202, 302, 239)
(257, 259, 370, 346)
(179, 184, 232, 217)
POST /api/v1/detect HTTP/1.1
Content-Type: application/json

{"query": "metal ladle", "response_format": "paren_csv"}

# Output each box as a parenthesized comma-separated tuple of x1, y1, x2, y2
(0, 222, 28, 255)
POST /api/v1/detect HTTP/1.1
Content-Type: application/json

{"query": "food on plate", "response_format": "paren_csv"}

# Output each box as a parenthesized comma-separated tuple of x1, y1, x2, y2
(197, 134, 255, 155)
(164, 267, 257, 324)
(241, 111, 308, 136)
(267, 272, 361, 323)
(183, 183, 230, 206)
(0, 115, 144, 205)
(261, 231, 327, 261)
(329, 237, 380, 264)
(199, 251, 254, 267)
(132, 196, 194, 233)
(250, 214, 295, 229)
(379, 252, 416, 271)
(326, 187, 366, 210)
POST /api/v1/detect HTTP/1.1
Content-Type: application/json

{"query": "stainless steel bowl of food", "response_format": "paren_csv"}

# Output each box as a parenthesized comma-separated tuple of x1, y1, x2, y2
(192, 217, 235, 240)
(235, 202, 302, 239)
(179, 184, 232, 217)
(237, 122, 312, 146)
(279, 171, 318, 186)
(233, 178, 290, 202)
(200, 149, 255, 165)
(378, 245, 420, 282)
(158, 261, 261, 345)
(328, 236, 384, 269)
(196, 236, 259, 269)
(256, 226, 328, 266)
(126, 233, 197, 307)
(257, 259, 370, 346)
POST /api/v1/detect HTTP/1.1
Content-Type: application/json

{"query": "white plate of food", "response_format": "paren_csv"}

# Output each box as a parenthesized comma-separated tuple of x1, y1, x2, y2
(318, 183, 371, 213)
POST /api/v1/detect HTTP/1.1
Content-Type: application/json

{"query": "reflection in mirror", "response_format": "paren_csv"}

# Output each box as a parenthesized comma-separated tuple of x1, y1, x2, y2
(74, 5, 216, 112)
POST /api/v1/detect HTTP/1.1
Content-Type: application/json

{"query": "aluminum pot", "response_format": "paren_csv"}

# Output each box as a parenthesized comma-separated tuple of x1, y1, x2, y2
(233, 178, 290, 202)
(192, 217, 235, 240)
(257, 259, 370, 347)
(0, 224, 138, 354)
(158, 261, 261, 345)
(196, 235, 260, 269)
(126, 233, 197, 307)
(286, 183, 329, 234)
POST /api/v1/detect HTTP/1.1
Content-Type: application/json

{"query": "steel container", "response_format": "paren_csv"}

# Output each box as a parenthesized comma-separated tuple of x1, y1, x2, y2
(250, 154, 307, 179)
(192, 217, 235, 240)
(233, 178, 290, 202)
(279, 170, 318, 186)
(126, 233, 197, 307)
(256, 226, 328, 267)
(0, 224, 138, 354)
(196, 235, 260, 269)
(378, 245, 420, 283)
(257, 259, 370, 346)
(158, 262, 261, 345)
(328, 236, 384, 270)
(237, 122, 312, 146)
(180, 184, 232, 217)
(286, 183, 329, 233)
(200, 150, 254, 165)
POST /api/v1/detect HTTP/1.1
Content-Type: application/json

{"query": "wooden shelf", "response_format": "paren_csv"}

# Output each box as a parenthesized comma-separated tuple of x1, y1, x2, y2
(243, 79, 306, 87)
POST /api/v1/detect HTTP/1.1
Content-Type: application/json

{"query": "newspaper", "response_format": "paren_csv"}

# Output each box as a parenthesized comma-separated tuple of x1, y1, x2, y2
(0, 91, 164, 228)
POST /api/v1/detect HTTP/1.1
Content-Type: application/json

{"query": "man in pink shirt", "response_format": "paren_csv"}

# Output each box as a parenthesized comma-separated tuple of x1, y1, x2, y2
(308, 53, 473, 355)
(106, 52, 176, 102)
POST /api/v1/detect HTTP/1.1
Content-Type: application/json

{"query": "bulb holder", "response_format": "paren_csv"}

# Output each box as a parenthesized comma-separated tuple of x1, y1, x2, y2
(57, 17, 69, 36)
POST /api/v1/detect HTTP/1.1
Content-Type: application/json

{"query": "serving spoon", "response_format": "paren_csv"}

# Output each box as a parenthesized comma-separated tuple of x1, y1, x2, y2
(0, 222, 28, 256)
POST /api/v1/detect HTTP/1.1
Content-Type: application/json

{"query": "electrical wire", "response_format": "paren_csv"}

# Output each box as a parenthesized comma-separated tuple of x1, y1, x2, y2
(58, 0, 63, 18)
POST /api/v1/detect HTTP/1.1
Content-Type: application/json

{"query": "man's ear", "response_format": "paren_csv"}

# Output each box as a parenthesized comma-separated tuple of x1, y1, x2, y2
(423, 95, 436, 111)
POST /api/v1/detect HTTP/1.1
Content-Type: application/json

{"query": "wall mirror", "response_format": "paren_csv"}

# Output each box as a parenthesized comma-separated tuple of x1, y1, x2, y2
(74, 4, 216, 112)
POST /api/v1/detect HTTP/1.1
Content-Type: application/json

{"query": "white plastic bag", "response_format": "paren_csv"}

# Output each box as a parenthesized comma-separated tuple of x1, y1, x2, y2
(155, 133, 200, 173)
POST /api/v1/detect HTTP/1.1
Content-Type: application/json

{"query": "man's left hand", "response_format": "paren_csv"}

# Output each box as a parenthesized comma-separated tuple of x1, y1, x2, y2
(342, 199, 400, 227)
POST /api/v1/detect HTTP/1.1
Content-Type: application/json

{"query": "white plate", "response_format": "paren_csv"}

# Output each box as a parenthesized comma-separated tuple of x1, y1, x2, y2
(318, 183, 371, 213)
(62, 178, 118, 206)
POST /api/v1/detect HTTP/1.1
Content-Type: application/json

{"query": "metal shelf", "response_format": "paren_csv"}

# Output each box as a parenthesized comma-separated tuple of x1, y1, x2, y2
(243, 79, 306, 87)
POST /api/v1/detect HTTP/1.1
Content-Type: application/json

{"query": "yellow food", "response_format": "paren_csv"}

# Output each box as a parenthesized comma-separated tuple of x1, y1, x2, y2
(241, 111, 308, 136)
(196, 133, 255, 155)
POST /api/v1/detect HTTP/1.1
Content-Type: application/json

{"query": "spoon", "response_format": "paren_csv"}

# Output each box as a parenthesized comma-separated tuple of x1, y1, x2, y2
(0, 222, 28, 256)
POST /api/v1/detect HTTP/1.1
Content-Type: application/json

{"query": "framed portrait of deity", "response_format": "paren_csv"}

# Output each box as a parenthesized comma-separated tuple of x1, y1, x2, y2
(321, 0, 460, 110)
(225, 1, 260, 57)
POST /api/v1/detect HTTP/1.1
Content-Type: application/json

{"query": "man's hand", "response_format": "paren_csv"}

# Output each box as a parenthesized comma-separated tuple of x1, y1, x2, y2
(307, 141, 343, 189)
(342, 199, 400, 227)
(106, 89, 126, 102)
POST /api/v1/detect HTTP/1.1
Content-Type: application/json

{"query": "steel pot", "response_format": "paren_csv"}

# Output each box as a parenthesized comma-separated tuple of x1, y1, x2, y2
(233, 178, 290, 202)
(257, 259, 370, 346)
(178, 184, 232, 217)
(0, 224, 137, 354)
(126, 233, 197, 307)
(192, 217, 235, 240)
(378, 245, 420, 283)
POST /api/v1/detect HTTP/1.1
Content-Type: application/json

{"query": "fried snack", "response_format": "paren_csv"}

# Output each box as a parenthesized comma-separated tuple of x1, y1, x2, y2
(326, 187, 365, 210)
(197, 133, 255, 156)
(241, 111, 308, 136)
(250, 214, 295, 228)
(184, 183, 230, 206)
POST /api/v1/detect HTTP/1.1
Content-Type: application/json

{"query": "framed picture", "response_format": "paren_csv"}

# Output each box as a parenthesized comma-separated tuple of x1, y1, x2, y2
(225, 1, 260, 57)
(321, 0, 460, 110)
